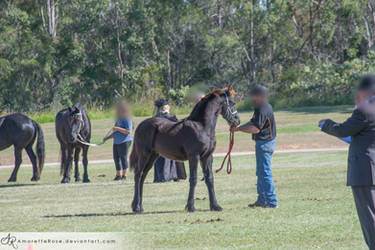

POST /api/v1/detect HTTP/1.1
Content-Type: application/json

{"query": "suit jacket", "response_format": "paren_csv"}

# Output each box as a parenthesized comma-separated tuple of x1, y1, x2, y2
(322, 109, 375, 186)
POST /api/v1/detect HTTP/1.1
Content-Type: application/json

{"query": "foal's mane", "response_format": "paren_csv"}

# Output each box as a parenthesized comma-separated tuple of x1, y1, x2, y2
(187, 86, 235, 121)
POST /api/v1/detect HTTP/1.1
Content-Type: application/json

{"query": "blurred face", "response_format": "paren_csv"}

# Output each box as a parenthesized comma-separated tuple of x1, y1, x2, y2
(250, 94, 266, 107)
(162, 104, 170, 113)
(355, 90, 373, 107)
(116, 104, 129, 117)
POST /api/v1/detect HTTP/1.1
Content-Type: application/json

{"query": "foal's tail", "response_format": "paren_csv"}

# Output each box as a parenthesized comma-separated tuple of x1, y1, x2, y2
(33, 121, 45, 175)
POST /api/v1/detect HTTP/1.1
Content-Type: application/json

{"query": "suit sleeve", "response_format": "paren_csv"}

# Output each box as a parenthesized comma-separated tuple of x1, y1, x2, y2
(321, 109, 367, 138)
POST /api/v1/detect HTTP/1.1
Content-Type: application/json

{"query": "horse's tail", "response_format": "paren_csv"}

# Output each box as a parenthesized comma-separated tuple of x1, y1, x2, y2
(33, 121, 45, 175)
(129, 145, 138, 172)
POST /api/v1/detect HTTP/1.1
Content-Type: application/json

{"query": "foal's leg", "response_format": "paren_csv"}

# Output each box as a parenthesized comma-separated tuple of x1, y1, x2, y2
(8, 147, 22, 182)
(139, 152, 158, 212)
(26, 145, 39, 181)
(201, 155, 222, 211)
(186, 154, 199, 212)
(132, 166, 142, 213)
(82, 146, 90, 183)
(74, 147, 81, 182)
(61, 147, 73, 183)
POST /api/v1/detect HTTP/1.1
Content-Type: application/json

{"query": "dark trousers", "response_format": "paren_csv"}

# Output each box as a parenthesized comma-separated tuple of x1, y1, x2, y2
(113, 141, 131, 171)
(352, 186, 375, 250)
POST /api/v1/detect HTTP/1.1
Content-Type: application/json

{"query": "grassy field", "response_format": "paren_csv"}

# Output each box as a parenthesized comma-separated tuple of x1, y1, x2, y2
(0, 105, 353, 166)
(0, 151, 366, 249)
(0, 105, 364, 249)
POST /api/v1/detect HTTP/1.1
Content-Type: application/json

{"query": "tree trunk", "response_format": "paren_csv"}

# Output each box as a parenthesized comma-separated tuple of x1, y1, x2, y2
(250, 0, 256, 80)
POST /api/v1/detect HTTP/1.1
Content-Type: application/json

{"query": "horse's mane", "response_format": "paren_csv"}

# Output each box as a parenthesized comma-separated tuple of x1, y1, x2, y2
(187, 86, 235, 121)
(203, 86, 235, 99)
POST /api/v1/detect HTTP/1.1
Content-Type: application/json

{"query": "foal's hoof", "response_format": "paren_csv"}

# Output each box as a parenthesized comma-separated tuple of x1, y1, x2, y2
(8, 178, 16, 183)
(132, 206, 143, 214)
(30, 176, 39, 182)
(210, 204, 223, 212)
(61, 177, 70, 184)
(185, 204, 196, 213)
(131, 200, 144, 213)
(82, 178, 90, 183)
(75, 177, 81, 182)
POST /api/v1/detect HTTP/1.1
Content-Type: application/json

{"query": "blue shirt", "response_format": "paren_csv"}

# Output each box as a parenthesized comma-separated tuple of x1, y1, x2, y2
(113, 117, 132, 144)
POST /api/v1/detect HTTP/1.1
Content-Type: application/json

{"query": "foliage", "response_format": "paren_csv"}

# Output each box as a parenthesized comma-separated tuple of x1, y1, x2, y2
(1, 0, 375, 112)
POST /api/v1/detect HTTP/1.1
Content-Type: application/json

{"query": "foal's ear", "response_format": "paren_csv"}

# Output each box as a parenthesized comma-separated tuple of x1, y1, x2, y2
(227, 84, 235, 96)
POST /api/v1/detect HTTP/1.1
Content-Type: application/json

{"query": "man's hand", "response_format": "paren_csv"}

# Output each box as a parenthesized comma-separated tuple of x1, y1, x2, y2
(232, 126, 240, 132)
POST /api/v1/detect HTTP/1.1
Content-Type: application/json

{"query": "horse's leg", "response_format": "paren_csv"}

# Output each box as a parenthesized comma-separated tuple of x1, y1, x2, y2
(74, 147, 81, 182)
(139, 152, 158, 212)
(82, 146, 90, 183)
(61, 146, 73, 183)
(201, 155, 222, 211)
(186, 154, 199, 212)
(132, 166, 142, 213)
(8, 147, 22, 182)
(26, 145, 39, 181)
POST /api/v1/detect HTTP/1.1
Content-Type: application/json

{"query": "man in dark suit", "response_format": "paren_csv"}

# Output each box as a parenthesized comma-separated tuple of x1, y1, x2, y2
(320, 75, 375, 249)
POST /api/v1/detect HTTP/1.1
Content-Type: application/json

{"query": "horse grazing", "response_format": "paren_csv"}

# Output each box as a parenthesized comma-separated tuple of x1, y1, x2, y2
(130, 86, 240, 213)
(55, 103, 91, 184)
(0, 113, 45, 182)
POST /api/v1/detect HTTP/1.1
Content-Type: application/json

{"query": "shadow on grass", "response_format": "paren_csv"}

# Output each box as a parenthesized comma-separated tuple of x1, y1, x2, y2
(0, 184, 37, 188)
(44, 209, 210, 218)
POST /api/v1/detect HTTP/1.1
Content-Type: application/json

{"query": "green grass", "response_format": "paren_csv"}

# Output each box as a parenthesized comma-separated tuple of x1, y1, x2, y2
(0, 151, 366, 249)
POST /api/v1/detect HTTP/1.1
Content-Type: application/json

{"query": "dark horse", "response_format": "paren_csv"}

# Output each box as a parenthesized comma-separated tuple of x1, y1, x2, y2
(130, 86, 240, 213)
(55, 103, 91, 183)
(0, 113, 45, 182)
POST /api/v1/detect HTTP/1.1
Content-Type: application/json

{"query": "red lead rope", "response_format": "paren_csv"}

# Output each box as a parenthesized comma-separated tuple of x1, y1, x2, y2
(216, 128, 235, 174)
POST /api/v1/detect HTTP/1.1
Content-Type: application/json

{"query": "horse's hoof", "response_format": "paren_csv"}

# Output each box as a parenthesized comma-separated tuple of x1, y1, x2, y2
(133, 207, 143, 214)
(83, 178, 90, 183)
(8, 178, 16, 183)
(185, 204, 195, 213)
(75, 177, 81, 182)
(30, 176, 39, 182)
(210, 204, 223, 212)
(61, 177, 70, 184)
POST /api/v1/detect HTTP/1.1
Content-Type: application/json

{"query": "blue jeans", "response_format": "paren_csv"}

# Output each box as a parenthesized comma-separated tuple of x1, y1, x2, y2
(255, 139, 277, 207)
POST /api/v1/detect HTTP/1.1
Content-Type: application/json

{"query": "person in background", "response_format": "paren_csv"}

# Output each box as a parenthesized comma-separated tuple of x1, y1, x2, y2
(319, 75, 375, 249)
(234, 85, 278, 208)
(153, 98, 186, 182)
(103, 102, 133, 181)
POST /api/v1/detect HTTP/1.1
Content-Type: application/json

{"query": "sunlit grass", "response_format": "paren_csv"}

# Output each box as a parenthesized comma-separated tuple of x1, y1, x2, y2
(0, 152, 366, 249)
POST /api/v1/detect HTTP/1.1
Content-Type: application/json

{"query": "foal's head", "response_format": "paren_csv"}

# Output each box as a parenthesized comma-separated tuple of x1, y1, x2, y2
(219, 86, 241, 127)
(67, 104, 83, 143)
(203, 85, 241, 127)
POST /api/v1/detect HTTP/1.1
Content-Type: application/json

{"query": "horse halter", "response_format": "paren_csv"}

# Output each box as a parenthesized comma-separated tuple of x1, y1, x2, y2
(70, 112, 84, 132)
(223, 92, 238, 122)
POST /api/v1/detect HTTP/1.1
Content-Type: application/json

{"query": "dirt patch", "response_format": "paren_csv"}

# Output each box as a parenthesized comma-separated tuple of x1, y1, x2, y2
(195, 197, 207, 200)
(188, 218, 224, 224)
(304, 197, 332, 201)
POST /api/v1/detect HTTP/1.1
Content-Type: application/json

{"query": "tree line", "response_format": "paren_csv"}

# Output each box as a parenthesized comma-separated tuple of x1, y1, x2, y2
(1, 0, 375, 112)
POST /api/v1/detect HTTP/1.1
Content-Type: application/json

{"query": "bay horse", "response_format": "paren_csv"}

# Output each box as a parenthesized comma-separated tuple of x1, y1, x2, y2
(55, 103, 91, 183)
(130, 86, 240, 213)
(0, 113, 45, 182)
